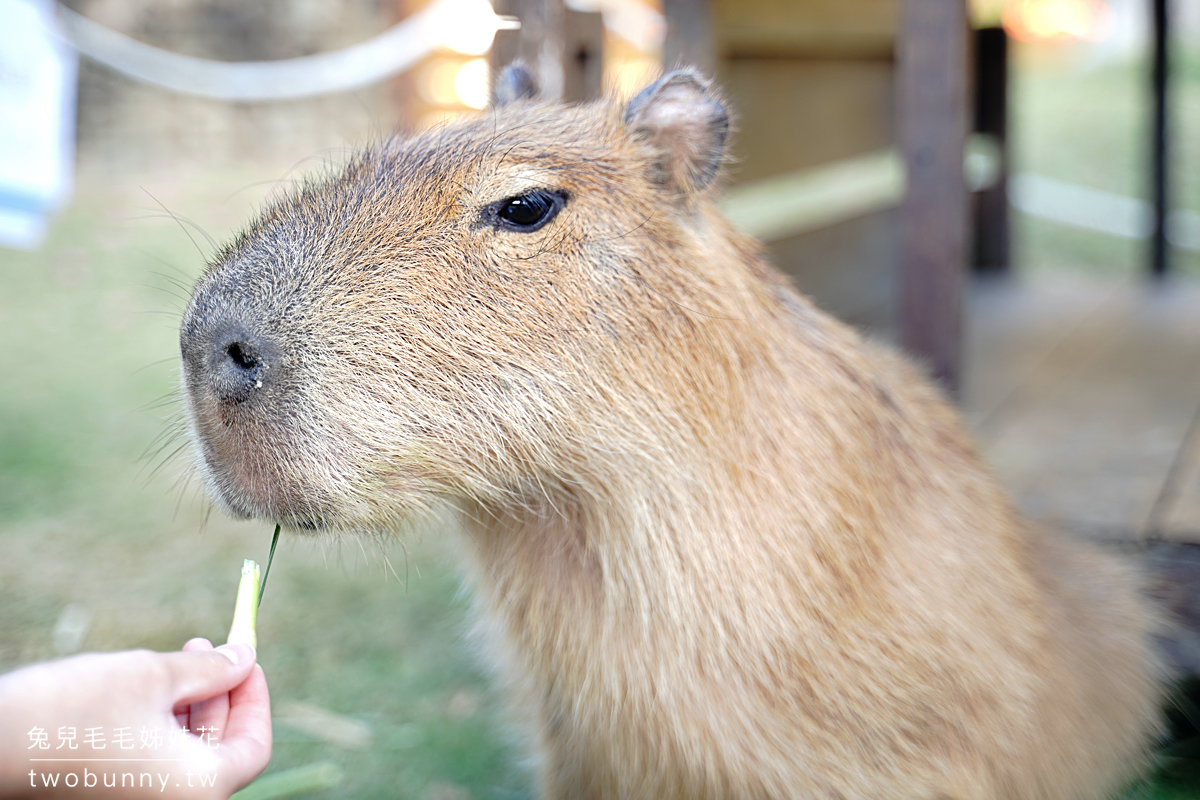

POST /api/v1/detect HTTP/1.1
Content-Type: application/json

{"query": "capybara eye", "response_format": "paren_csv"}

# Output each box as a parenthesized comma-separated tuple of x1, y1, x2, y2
(493, 190, 566, 232)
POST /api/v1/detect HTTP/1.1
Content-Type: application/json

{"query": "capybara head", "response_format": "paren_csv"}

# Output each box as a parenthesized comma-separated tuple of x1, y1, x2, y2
(180, 69, 739, 534)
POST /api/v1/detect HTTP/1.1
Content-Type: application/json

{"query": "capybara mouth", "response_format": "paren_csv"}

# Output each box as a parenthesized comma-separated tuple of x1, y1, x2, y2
(184, 378, 403, 534)
(182, 371, 345, 529)
(207, 472, 339, 533)
(197, 439, 335, 530)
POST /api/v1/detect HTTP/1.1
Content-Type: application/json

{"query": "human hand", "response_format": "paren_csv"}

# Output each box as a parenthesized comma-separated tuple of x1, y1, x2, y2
(0, 641, 271, 798)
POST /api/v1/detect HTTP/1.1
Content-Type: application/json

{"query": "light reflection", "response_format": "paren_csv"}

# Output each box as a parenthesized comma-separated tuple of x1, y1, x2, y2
(1003, 0, 1114, 43)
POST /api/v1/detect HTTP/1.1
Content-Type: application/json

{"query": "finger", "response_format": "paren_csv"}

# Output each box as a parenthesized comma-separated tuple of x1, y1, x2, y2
(186, 690, 231, 743)
(179, 637, 223, 731)
(161, 644, 257, 708)
(217, 664, 273, 792)
(182, 637, 214, 652)
(177, 638, 215, 729)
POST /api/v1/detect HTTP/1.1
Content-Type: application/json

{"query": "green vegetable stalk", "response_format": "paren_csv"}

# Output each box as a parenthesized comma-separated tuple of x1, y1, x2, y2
(226, 559, 261, 649)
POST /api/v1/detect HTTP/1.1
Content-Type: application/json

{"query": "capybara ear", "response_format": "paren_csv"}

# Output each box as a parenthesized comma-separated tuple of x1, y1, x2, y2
(624, 70, 729, 195)
(493, 63, 539, 106)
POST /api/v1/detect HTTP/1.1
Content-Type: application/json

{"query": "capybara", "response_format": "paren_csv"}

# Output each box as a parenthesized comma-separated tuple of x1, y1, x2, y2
(179, 68, 1167, 799)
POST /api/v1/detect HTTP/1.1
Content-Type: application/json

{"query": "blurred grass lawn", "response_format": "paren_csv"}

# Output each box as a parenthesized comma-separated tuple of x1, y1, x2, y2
(1, 44, 1199, 800)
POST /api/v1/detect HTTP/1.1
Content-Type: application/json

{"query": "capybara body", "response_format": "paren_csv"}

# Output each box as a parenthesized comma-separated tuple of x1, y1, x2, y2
(180, 71, 1166, 798)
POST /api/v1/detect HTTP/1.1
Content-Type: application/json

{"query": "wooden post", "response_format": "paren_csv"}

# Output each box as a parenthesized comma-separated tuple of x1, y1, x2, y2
(491, 0, 601, 104)
(896, 0, 970, 395)
(562, 9, 604, 103)
(972, 26, 1009, 274)
(1149, 0, 1170, 278)
(661, 0, 716, 76)
(491, 0, 567, 101)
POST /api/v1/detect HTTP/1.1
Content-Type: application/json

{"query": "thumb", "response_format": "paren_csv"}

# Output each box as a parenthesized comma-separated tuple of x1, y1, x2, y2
(161, 644, 257, 707)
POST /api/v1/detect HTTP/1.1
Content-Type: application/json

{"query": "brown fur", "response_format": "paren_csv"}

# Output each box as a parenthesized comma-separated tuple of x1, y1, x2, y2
(180, 71, 1167, 799)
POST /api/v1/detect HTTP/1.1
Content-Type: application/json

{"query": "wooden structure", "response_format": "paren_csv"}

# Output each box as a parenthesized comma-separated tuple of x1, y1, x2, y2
(896, 0, 969, 392)
(664, 0, 974, 394)
(972, 26, 1010, 275)
(490, 0, 1025, 395)
(490, 0, 605, 103)
(1150, 0, 1170, 277)
(495, 0, 1196, 397)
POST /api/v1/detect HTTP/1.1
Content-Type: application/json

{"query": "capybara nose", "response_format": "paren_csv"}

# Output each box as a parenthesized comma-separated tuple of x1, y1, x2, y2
(192, 322, 280, 405)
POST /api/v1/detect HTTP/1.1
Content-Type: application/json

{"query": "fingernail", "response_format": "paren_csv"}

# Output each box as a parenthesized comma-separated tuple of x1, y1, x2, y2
(215, 645, 240, 665)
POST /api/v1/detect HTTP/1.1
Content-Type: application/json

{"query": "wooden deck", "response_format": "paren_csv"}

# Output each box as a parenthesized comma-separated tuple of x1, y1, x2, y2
(961, 274, 1200, 544)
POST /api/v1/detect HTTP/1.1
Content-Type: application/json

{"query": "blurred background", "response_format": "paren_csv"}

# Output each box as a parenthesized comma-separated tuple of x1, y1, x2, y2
(1, 0, 1198, 797)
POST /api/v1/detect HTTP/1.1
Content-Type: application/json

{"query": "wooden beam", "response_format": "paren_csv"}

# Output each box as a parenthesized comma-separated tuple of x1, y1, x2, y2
(491, 0, 567, 101)
(562, 9, 604, 103)
(896, 0, 970, 394)
(1150, 0, 1170, 278)
(491, 0, 601, 104)
(662, 0, 716, 76)
(972, 26, 1009, 274)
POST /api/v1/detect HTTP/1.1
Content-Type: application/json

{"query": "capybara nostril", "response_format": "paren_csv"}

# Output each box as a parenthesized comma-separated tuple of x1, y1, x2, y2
(185, 321, 280, 406)
(225, 340, 258, 371)
(211, 334, 273, 404)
